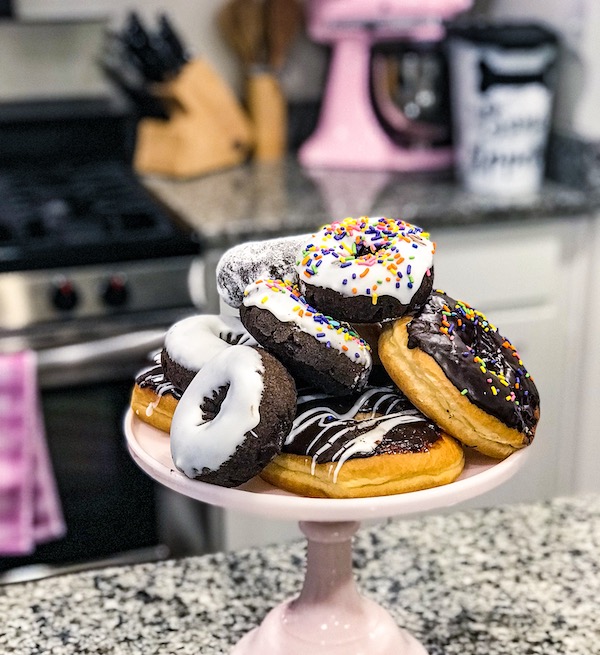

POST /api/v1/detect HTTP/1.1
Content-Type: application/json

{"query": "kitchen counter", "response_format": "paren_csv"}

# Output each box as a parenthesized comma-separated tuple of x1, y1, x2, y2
(143, 156, 599, 248)
(2, 494, 599, 654)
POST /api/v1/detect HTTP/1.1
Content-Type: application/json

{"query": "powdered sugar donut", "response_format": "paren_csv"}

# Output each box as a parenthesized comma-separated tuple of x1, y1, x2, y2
(161, 314, 257, 391)
(240, 278, 372, 395)
(170, 345, 296, 487)
(216, 233, 310, 308)
(297, 216, 435, 323)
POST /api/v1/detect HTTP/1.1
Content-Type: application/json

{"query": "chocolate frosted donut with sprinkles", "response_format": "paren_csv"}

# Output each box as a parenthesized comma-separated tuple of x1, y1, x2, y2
(240, 278, 372, 395)
(379, 290, 540, 459)
(297, 216, 435, 323)
(260, 385, 464, 498)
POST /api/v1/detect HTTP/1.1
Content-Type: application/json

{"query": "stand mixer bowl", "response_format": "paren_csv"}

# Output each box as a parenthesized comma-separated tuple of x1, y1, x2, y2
(298, 0, 472, 172)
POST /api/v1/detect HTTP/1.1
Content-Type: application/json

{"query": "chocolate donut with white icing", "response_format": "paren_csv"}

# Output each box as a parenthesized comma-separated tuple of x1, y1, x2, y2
(240, 278, 372, 395)
(297, 217, 435, 323)
(170, 345, 297, 487)
(161, 314, 257, 391)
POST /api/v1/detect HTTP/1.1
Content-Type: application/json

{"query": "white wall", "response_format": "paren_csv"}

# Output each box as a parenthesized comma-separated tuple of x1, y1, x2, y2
(2, 0, 325, 103)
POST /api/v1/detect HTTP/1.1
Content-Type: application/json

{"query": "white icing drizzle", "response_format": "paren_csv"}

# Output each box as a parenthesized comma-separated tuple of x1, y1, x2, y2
(242, 279, 372, 367)
(286, 387, 428, 483)
(170, 346, 265, 478)
(164, 314, 257, 373)
(136, 355, 182, 415)
(297, 216, 434, 305)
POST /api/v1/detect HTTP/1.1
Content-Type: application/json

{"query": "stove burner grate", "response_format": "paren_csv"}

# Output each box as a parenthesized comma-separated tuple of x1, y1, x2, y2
(0, 160, 200, 272)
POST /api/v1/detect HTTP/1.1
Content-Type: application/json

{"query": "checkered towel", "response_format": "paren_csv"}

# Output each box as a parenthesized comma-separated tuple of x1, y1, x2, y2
(0, 351, 65, 555)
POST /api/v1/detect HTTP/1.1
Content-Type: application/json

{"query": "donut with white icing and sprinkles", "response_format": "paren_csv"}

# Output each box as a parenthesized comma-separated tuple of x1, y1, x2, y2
(161, 314, 257, 391)
(170, 345, 297, 487)
(240, 278, 372, 395)
(379, 290, 541, 459)
(297, 216, 435, 323)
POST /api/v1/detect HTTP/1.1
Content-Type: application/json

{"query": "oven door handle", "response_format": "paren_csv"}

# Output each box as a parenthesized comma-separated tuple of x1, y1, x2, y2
(36, 329, 166, 388)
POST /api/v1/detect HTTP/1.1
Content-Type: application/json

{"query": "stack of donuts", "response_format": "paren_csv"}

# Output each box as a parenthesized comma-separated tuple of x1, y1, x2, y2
(131, 216, 540, 498)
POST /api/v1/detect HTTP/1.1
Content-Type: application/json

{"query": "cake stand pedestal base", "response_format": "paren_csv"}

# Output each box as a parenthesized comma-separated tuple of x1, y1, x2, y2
(231, 520, 428, 655)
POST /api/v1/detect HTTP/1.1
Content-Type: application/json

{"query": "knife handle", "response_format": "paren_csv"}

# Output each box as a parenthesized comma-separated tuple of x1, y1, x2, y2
(246, 71, 287, 161)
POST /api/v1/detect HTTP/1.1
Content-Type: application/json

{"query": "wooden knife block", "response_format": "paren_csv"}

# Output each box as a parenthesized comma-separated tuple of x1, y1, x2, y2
(134, 58, 254, 179)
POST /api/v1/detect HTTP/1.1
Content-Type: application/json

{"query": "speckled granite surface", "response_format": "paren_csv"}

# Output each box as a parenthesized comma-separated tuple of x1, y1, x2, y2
(143, 157, 599, 248)
(2, 495, 600, 654)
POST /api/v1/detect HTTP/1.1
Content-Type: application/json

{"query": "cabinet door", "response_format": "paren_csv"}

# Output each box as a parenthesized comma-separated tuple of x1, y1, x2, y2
(458, 305, 561, 507)
(432, 218, 590, 507)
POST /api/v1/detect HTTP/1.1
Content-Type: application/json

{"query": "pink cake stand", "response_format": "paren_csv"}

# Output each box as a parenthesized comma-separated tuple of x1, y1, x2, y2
(124, 410, 529, 655)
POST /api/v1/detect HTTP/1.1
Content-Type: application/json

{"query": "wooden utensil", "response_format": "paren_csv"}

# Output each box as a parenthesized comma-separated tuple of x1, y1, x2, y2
(264, 0, 303, 72)
(218, 0, 303, 162)
(217, 0, 265, 68)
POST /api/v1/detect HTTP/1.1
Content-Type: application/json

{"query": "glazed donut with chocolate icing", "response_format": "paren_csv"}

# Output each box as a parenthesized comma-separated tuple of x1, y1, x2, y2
(161, 314, 257, 391)
(379, 290, 540, 459)
(260, 386, 464, 498)
(131, 357, 181, 433)
(216, 233, 310, 308)
(240, 278, 372, 395)
(170, 345, 297, 487)
(297, 216, 435, 323)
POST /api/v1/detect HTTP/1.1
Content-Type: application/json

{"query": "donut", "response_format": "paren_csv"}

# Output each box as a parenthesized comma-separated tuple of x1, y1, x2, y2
(131, 358, 181, 433)
(216, 233, 310, 308)
(378, 290, 540, 459)
(260, 386, 465, 498)
(170, 345, 297, 487)
(161, 314, 257, 391)
(297, 216, 435, 323)
(240, 278, 372, 395)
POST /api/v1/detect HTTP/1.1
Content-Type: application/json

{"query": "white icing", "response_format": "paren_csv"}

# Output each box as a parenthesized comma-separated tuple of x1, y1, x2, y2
(170, 346, 265, 478)
(216, 234, 310, 308)
(242, 279, 372, 367)
(297, 216, 434, 305)
(164, 314, 257, 373)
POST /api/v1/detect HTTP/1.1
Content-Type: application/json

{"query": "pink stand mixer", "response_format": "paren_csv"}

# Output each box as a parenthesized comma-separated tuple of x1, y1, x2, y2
(298, 0, 472, 172)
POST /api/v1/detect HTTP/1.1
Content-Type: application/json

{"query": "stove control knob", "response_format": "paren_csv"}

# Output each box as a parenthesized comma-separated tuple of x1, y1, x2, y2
(102, 274, 129, 307)
(51, 278, 79, 311)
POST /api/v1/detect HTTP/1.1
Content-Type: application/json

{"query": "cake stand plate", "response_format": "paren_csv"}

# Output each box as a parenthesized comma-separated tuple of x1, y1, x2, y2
(124, 410, 530, 654)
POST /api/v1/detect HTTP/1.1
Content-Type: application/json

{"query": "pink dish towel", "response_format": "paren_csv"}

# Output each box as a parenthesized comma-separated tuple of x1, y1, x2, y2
(0, 351, 65, 555)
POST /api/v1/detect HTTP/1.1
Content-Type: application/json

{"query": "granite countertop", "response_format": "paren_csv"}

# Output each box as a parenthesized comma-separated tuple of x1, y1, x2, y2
(143, 156, 599, 248)
(2, 494, 600, 654)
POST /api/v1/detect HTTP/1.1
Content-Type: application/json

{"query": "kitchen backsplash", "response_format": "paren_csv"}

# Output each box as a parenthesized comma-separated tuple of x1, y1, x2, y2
(0, 20, 110, 100)
(2, 1, 326, 104)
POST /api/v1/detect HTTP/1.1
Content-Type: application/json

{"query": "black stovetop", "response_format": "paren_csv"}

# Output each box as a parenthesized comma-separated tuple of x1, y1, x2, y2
(0, 97, 200, 272)
(0, 160, 200, 272)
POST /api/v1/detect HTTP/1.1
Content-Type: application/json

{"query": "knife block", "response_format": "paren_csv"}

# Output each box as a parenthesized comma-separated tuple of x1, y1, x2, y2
(134, 58, 254, 179)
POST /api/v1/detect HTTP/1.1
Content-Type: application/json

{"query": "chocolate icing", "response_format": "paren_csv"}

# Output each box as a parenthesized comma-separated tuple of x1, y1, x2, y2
(407, 291, 540, 437)
(136, 363, 182, 400)
(284, 386, 440, 464)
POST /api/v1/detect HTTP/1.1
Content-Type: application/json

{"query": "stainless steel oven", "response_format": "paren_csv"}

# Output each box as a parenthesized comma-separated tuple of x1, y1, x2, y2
(0, 96, 207, 580)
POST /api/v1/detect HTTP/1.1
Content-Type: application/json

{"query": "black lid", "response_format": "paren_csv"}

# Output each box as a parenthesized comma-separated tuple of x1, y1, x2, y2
(446, 21, 558, 49)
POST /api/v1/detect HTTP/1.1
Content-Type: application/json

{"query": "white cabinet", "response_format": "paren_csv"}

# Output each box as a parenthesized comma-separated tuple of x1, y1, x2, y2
(209, 216, 595, 550)
(433, 218, 592, 507)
